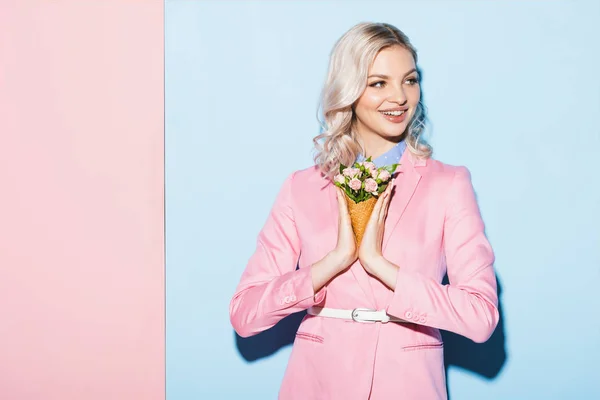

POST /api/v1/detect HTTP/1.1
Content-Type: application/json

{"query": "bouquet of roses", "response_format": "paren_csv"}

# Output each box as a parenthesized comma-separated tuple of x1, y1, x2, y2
(333, 157, 399, 245)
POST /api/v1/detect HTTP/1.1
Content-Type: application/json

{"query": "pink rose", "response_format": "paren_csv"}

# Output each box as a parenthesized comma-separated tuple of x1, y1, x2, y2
(334, 174, 345, 185)
(343, 167, 360, 179)
(377, 170, 391, 182)
(365, 178, 378, 194)
(348, 178, 362, 191)
(363, 161, 376, 170)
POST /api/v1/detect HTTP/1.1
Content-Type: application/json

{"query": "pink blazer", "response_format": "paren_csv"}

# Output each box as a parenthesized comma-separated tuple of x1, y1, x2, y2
(229, 149, 499, 400)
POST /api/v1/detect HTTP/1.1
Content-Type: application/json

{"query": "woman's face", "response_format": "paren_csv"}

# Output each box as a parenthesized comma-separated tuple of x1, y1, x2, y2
(353, 45, 420, 144)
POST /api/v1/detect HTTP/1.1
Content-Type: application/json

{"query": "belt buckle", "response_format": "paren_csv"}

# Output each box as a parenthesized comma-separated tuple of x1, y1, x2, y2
(351, 308, 388, 323)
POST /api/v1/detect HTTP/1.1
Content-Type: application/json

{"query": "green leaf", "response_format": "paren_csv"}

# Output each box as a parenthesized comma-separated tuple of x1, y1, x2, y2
(339, 163, 346, 174)
(384, 163, 400, 174)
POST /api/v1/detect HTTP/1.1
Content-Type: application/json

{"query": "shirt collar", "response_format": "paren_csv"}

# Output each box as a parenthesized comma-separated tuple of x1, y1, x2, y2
(356, 140, 406, 168)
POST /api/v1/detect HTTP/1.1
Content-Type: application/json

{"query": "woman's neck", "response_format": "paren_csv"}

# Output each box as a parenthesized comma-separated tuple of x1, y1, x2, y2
(358, 133, 401, 160)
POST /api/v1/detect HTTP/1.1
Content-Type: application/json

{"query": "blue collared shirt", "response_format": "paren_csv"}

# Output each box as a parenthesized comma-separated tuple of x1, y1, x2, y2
(355, 140, 406, 168)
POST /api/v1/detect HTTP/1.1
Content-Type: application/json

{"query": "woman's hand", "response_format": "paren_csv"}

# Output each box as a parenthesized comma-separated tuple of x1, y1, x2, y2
(311, 187, 358, 293)
(330, 187, 358, 271)
(358, 181, 393, 274)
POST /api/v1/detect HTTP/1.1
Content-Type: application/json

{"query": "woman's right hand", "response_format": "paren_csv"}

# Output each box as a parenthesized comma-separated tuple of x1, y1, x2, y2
(309, 187, 359, 293)
(331, 187, 358, 270)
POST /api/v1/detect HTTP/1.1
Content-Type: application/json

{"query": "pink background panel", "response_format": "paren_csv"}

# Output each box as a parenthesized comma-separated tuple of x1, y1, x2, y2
(0, 2, 164, 399)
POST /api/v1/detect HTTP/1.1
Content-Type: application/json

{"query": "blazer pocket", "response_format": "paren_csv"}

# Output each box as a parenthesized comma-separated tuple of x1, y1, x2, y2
(402, 342, 443, 352)
(295, 331, 324, 344)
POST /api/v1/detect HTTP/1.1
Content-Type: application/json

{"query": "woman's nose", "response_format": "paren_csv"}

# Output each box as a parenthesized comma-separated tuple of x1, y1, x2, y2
(387, 86, 407, 104)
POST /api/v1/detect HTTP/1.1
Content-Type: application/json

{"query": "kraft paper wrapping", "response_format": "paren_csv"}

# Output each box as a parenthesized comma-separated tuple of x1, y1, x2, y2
(345, 195, 377, 245)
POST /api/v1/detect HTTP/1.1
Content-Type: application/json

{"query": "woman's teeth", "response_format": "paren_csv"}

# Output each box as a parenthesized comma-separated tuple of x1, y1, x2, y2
(380, 110, 405, 116)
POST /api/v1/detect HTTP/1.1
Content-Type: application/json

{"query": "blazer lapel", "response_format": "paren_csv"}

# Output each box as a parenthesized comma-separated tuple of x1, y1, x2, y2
(326, 180, 377, 308)
(368, 150, 425, 310)
(382, 149, 425, 253)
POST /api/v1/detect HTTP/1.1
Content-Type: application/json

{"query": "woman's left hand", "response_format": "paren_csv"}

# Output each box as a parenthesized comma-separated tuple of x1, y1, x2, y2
(358, 180, 394, 274)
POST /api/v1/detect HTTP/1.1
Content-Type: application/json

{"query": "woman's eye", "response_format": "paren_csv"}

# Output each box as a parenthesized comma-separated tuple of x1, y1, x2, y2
(369, 81, 385, 88)
(406, 77, 419, 85)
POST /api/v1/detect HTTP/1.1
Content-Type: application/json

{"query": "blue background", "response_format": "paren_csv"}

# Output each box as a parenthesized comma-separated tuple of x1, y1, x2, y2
(166, 1, 600, 398)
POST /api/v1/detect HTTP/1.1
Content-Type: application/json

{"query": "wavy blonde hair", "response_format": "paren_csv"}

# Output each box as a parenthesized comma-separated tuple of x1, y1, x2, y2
(313, 22, 432, 181)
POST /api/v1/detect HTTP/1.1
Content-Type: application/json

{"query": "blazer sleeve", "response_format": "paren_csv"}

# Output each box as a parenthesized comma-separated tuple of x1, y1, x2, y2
(386, 166, 499, 343)
(229, 171, 326, 338)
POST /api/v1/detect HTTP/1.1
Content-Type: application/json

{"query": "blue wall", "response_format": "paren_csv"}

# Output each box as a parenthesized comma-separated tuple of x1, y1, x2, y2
(166, 1, 600, 398)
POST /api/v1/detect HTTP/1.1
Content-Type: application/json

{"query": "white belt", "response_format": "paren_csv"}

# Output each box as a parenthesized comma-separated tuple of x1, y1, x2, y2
(307, 306, 408, 324)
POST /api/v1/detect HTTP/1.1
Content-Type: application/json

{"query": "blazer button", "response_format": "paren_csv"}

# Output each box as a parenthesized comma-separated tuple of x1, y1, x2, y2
(284, 296, 290, 303)
(412, 314, 419, 322)
(405, 311, 413, 319)
(419, 316, 427, 323)
(290, 295, 297, 302)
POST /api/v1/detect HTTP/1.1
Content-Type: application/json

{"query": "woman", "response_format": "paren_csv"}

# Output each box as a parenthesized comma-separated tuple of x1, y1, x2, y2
(229, 22, 499, 400)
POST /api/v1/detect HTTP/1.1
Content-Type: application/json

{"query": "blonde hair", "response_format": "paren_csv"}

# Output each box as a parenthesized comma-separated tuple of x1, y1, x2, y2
(312, 22, 432, 181)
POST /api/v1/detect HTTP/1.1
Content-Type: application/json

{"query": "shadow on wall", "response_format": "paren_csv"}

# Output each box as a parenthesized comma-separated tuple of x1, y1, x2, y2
(235, 274, 507, 397)
(441, 275, 507, 399)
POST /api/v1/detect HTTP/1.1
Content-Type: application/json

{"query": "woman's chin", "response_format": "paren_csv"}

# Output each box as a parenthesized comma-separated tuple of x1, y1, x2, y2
(377, 129, 407, 141)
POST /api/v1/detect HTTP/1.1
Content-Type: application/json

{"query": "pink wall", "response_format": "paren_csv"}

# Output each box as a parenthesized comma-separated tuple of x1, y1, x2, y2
(0, 2, 164, 399)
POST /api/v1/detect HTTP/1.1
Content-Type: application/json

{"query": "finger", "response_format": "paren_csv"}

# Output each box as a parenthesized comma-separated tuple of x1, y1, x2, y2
(336, 187, 344, 206)
(385, 180, 394, 195)
(374, 184, 389, 213)
(383, 193, 391, 220)
(336, 188, 351, 223)
(385, 181, 394, 204)
(377, 185, 393, 235)
(370, 194, 385, 225)
(377, 191, 389, 223)
(337, 188, 348, 212)
(378, 184, 393, 223)
(336, 189, 345, 221)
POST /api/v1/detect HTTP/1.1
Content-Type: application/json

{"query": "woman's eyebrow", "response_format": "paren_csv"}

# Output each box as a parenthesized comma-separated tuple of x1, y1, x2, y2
(367, 68, 417, 80)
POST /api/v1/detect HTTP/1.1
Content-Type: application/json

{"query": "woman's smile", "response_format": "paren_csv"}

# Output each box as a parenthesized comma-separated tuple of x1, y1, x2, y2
(379, 107, 408, 123)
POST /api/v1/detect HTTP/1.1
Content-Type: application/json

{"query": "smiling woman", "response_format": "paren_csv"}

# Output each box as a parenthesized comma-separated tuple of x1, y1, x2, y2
(229, 22, 498, 400)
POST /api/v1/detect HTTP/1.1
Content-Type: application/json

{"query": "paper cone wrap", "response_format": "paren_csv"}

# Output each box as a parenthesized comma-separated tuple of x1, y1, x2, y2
(345, 195, 377, 245)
